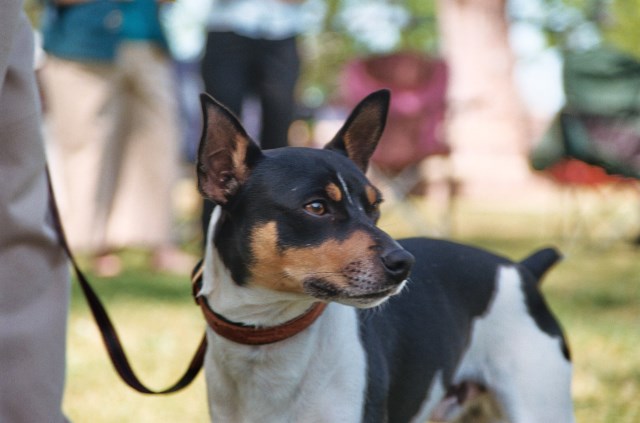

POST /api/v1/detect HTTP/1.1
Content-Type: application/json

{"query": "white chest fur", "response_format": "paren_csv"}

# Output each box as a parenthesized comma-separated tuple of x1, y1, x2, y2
(203, 303, 367, 423)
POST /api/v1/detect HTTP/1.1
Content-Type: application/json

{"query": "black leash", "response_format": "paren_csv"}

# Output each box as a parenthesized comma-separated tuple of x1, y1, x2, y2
(46, 167, 206, 394)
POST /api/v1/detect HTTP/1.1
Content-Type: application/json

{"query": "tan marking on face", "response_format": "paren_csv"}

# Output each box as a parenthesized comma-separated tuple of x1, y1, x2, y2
(325, 183, 343, 202)
(248, 222, 297, 291)
(365, 185, 378, 206)
(281, 230, 375, 290)
(248, 222, 377, 294)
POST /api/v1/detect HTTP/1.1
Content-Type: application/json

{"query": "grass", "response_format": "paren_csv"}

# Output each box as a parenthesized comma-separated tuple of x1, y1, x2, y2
(62, 197, 640, 422)
(64, 259, 210, 422)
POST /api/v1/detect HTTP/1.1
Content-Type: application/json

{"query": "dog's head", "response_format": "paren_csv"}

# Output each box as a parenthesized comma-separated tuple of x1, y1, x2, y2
(196, 90, 414, 308)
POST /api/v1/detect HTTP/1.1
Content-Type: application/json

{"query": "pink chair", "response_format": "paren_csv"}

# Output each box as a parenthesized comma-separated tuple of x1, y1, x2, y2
(341, 53, 456, 235)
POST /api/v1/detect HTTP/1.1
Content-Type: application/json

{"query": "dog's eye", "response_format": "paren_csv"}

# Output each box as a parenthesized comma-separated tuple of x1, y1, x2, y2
(304, 201, 327, 216)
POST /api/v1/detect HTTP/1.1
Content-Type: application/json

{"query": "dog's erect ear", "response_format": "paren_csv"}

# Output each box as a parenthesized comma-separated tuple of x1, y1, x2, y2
(197, 93, 263, 204)
(324, 89, 390, 173)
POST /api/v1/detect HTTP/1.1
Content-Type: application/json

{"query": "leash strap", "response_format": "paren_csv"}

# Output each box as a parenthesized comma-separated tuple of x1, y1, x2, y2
(46, 167, 206, 394)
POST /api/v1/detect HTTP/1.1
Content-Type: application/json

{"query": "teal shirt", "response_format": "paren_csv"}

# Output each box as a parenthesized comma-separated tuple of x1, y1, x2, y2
(41, 0, 168, 63)
(119, 0, 168, 49)
(41, 1, 121, 62)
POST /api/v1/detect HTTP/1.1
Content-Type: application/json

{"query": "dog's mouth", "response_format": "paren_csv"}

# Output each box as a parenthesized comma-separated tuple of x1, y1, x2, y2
(303, 278, 406, 308)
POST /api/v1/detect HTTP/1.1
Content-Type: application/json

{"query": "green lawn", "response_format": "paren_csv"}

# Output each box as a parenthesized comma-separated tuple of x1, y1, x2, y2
(62, 199, 640, 422)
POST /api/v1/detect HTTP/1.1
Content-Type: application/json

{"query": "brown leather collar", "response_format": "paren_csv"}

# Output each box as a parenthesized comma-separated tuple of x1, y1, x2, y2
(192, 261, 327, 345)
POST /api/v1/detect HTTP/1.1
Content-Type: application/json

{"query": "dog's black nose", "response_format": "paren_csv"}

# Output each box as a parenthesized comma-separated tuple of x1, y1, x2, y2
(381, 248, 414, 282)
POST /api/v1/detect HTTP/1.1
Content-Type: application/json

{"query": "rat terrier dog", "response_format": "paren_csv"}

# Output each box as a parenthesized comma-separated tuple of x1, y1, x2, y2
(193, 90, 575, 422)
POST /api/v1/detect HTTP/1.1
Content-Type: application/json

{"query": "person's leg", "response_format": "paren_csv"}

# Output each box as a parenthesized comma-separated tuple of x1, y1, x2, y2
(105, 42, 194, 271)
(106, 42, 180, 249)
(200, 31, 251, 117)
(0, 11, 70, 423)
(40, 57, 117, 253)
(257, 36, 300, 150)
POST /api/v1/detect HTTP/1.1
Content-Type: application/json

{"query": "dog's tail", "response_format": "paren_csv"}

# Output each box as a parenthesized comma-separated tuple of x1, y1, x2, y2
(519, 247, 562, 284)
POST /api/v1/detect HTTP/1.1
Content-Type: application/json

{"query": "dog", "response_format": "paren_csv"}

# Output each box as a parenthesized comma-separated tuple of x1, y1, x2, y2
(193, 89, 575, 422)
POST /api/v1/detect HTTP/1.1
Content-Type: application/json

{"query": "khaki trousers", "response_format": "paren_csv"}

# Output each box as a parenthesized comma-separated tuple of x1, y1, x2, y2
(0, 6, 70, 423)
(42, 42, 179, 252)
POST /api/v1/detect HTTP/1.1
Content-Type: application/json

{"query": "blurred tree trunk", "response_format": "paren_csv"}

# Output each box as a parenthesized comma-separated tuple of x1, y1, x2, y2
(436, 0, 537, 201)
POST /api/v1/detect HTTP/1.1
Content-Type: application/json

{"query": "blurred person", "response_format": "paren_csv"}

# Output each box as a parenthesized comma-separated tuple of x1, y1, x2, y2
(0, 3, 70, 422)
(200, 0, 325, 234)
(40, 0, 191, 276)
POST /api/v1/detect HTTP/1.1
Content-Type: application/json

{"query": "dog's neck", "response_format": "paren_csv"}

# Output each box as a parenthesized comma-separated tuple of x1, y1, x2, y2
(199, 206, 317, 327)
(199, 211, 367, 423)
